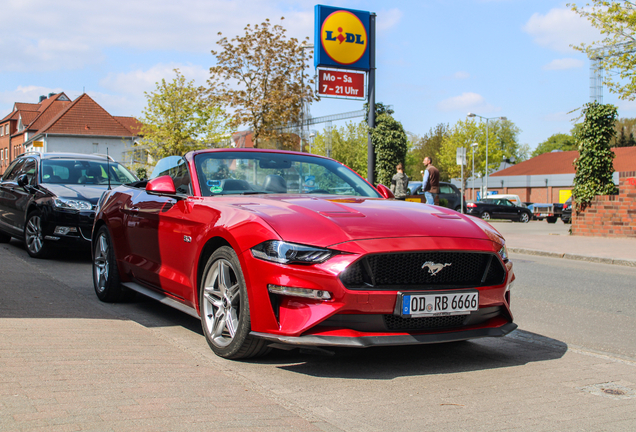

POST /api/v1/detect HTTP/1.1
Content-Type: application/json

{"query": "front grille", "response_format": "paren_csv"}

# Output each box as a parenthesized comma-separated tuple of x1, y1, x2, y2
(340, 251, 506, 290)
(383, 314, 466, 331)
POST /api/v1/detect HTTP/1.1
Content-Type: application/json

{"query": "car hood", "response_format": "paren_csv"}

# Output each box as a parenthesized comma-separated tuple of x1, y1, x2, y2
(228, 195, 504, 248)
(42, 184, 109, 204)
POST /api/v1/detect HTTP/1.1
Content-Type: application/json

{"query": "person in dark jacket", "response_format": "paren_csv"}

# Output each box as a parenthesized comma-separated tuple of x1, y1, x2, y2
(390, 162, 409, 200)
(422, 157, 439, 205)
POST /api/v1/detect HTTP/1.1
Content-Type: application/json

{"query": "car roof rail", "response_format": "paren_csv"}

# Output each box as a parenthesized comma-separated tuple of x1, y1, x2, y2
(91, 153, 115, 161)
(15, 151, 42, 158)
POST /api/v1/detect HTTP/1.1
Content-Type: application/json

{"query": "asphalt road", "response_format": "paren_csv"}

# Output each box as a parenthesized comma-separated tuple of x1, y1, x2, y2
(2, 238, 636, 431)
(510, 252, 636, 359)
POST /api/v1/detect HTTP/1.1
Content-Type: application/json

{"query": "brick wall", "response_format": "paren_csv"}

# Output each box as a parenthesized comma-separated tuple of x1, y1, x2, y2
(572, 172, 636, 238)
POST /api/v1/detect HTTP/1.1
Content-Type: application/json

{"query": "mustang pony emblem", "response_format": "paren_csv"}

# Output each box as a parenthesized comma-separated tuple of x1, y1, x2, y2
(421, 261, 451, 276)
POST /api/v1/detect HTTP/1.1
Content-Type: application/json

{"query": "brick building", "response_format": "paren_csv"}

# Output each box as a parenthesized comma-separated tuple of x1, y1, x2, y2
(0, 93, 141, 175)
(457, 147, 636, 204)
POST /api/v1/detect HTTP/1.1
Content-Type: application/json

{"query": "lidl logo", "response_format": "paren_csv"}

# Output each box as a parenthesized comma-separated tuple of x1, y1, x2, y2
(320, 10, 368, 65)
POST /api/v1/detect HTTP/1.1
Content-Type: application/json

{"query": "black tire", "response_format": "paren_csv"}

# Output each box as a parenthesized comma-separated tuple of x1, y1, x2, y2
(93, 226, 130, 302)
(519, 212, 530, 223)
(199, 246, 270, 360)
(24, 210, 49, 258)
(547, 217, 557, 224)
(0, 230, 11, 243)
(481, 211, 491, 221)
(454, 206, 461, 212)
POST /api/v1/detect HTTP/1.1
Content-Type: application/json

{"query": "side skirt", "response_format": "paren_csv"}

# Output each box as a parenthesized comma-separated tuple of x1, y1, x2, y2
(121, 282, 200, 319)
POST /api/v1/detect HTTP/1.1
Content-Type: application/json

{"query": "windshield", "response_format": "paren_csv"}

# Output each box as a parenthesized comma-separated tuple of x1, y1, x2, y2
(194, 152, 380, 198)
(41, 159, 137, 185)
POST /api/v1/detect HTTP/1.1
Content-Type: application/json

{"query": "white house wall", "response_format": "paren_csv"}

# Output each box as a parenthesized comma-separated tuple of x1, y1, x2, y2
(451, 172, 619, 190)
(27, 135, 134, 162)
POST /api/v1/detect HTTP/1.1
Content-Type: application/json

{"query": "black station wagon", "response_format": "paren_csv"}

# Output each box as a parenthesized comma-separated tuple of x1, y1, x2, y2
(0, 152, 137, 258)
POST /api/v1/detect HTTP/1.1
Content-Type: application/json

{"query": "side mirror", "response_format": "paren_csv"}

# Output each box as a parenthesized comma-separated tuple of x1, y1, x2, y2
(17, 174, 30, 188)
(146, 175, 176, 195)
(376, 184, 395, 199)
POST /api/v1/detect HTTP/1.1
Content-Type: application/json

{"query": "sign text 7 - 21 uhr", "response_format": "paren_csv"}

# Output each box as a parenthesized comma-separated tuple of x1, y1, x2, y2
(317, 68, 366, 100)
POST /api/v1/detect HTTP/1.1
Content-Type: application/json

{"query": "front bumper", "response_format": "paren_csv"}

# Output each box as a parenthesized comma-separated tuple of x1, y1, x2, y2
(241, 236, 515, 346)
(41, 207, 94, 248)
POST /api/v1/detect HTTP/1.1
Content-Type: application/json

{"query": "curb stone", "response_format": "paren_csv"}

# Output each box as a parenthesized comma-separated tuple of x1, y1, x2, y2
(508, 247, 636, 267)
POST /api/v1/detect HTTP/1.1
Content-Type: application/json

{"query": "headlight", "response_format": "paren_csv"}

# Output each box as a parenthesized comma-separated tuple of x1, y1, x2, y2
(53, 198, 92, 210)
(251, 240, 337, 264)
(498, 245, 509, 262)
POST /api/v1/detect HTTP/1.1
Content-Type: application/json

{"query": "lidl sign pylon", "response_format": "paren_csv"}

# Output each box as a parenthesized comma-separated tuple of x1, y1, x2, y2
(315, 5, 370, 71)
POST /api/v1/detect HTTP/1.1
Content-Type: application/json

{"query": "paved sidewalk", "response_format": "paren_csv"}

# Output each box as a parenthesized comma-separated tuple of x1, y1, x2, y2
(490, 220, 636, 267)
(1, 237, 636, 431)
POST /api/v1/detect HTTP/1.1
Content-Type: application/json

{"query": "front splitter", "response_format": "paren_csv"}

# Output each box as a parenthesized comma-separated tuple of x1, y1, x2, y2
(251, 322, 518, 348)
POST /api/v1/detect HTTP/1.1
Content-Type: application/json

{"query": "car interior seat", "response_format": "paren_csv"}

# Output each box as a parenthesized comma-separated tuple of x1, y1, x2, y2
(262, 175, 287, 193)
(42, 166, 62, 183)
(222, 179, 250, 192)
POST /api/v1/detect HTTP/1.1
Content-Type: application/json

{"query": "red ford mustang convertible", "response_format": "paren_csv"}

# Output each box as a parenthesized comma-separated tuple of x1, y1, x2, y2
(92, 149, 516, 359)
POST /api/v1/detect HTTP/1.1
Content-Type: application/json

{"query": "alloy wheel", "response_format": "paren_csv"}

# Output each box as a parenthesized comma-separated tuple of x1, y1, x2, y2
(25, 215, 44, 254)
(481, 212, 491, 221)
(93, 233, 110, 293)
(202, 258, 241, 348)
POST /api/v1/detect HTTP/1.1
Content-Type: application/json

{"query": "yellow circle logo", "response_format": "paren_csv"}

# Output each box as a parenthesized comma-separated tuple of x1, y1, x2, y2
(321, 11, 367, 65)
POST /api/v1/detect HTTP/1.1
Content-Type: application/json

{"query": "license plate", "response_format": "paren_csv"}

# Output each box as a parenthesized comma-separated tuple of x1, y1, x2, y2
(399, 291, 478, 317)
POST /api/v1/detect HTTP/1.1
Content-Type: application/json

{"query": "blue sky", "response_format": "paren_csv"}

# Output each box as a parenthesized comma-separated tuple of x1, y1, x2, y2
(1, 0, 632, 151)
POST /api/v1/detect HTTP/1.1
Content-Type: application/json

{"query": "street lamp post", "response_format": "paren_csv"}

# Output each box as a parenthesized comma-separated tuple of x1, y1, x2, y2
(471, 142, 478, 200)
(467, 113, 507, 197)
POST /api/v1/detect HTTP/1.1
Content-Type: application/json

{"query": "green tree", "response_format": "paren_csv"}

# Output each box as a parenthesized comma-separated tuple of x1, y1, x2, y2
(532, 133, 577, 157)
(572, 102, 618, 209)
(570, 1, 636, 100)
(312, 122, 368, 178)
(139, 69, 230, 159)
(612, 117, 636, 146)
(405, 123, 448, 181)
(437, 118, 523, 185)
(207, 18, 317, 147)
(372, 113, 408, 187)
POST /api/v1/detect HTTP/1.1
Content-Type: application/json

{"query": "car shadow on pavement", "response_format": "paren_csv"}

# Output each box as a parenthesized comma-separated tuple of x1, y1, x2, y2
(259, 330, 567, 379)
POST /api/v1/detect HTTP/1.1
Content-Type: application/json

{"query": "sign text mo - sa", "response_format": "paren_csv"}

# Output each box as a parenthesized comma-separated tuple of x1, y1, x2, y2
(315, 5, 370, 71)
(317, 68, 366, 100)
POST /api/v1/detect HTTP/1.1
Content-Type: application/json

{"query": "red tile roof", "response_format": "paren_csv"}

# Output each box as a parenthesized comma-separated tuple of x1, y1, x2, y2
(14, 103, 40, 111)
(28, 100, 73, 131)
(491, 147, 636, 176)
(38, 94, 135, 137)
(114, 116, 143, 135)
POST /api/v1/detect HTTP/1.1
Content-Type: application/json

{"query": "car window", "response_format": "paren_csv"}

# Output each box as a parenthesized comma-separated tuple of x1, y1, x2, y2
(193, 152, 380, 198)
(440, 184, 453, 194)
(2, 159, 25, 181)
(501, 199, 513, 206)
(41, 159, 137, 185)
(150, 156, 191, 195)
(18, 158, 37, 185)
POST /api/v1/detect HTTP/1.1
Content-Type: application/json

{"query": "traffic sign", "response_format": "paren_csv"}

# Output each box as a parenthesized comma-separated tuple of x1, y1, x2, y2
(317, 68, 366, 100)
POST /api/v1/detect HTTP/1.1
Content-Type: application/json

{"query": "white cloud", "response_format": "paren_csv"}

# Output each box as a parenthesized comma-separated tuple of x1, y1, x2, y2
(543, 58, 584, 70)
(523, 7, 601, 53)
(437, 92, 495, 112)
(100, 64, 209, 95)
(0, 0, 315, 72)
(0, 85, 64, 107)
(377, 8, 403, 32)
(453, 71, 470, 80)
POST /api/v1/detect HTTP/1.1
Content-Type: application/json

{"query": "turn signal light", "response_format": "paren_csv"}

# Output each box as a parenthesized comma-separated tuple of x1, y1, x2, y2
(267, 285, 332, 300)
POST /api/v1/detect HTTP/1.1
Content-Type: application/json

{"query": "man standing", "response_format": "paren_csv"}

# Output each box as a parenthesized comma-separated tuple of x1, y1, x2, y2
(390, 162, 409, 200)
(422, 156, 439, 205)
